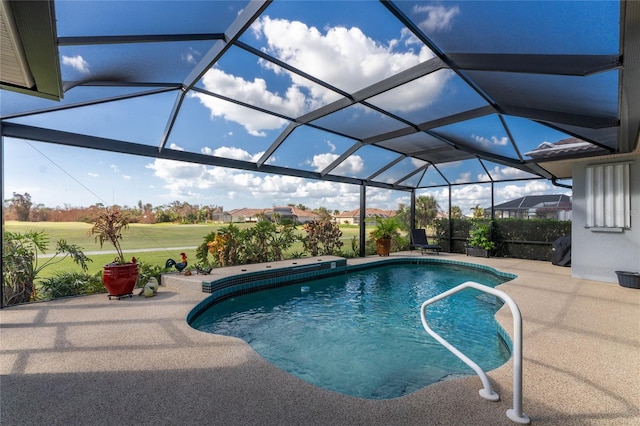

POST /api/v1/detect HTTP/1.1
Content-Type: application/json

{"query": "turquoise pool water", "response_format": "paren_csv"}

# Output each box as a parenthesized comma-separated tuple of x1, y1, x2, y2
(190, 263, 512, 399)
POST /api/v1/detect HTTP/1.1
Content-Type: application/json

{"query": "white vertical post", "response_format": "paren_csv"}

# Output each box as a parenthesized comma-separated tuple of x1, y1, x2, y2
(622, 163, 630, 228)
(614, 164, 624, 227)
(604, 165, 614, 227)
(586, 166, 594, 227)
(595, 165, 604, 227)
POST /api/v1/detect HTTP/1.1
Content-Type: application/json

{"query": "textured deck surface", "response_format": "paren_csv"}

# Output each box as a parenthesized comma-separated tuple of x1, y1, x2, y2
(1, 253, 639, 425)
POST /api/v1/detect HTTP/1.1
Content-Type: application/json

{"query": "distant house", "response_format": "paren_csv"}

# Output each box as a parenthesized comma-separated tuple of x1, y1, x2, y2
(333, 208, 396, 225)
(227, 208, 265, 223)
(264, 206, 319, 223)
(227, 206, 319, 223)
(524, 137, 607, 160)
(491, 195, 572, 220)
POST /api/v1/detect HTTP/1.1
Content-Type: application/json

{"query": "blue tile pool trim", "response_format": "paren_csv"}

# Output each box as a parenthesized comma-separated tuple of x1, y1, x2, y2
(189, 259, 348, 323)
(201, 259, 348, 295)
(346, 257, 517, 281)
(187, 257, 517, 327)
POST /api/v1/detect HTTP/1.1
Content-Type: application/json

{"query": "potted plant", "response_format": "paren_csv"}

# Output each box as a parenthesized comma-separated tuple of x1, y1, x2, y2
(466, 220, 495, 257)
(89, 207, 139, 299)
(369, 216, 401, 256)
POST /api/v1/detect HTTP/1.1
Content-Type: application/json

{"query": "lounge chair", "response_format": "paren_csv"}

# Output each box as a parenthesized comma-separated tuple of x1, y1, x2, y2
(410, 229, 442, 255)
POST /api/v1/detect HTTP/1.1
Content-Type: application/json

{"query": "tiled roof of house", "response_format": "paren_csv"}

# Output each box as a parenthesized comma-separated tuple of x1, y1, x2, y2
(524, 137, 607, 159)
(493, 195, 572, 210)
(266, 206, 320, 219)
(228, 208, 265, 217)
(334, 208, 396, 218)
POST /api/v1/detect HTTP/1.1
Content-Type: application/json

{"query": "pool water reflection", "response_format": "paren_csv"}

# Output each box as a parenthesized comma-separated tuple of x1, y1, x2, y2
(190, 263, 512, 399)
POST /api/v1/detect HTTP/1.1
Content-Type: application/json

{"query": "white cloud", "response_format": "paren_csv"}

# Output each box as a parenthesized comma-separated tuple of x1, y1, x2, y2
(146, 159, 204, 182)
(195, 69, 294, 136)
(413, 5, 461, 33)
(255, 17, 436, 93)
(411, 158, 427, 168)
(204, 146, 249, 161)
(88, 172, 99, 178)
(496, 180, 558, 202)
(144, 155, 376, 210)
(309, 153, 338, 171)
(182, 47, 201, 64)
(370, 69, 454, 113)
(451, 184, 493, 214)
(308, 152, 364, 175)
(478, 166, 534, 181)
(455, 171, 471, 184)
(62, 55, 90, 74)
(419, 180, 572, 217)
(473, 134, 509, 147)
(192, 17, 455, 137)
(333, 155, 364, 176)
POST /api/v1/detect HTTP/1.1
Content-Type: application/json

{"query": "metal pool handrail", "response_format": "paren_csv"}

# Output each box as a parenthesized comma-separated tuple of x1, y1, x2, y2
(420, 281, 530, 425)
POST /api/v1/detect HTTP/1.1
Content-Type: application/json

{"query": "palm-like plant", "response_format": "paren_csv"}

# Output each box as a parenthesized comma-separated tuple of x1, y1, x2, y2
(2, 230, 91, 305)
(369, 216, 401, 240)
(89, 207, 130, 264)
(415, 195, 440, 228)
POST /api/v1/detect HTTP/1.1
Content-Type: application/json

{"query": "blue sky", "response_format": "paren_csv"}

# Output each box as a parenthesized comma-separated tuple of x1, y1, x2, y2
(3, 136, 570, 215)
(4, 0, 618, 214)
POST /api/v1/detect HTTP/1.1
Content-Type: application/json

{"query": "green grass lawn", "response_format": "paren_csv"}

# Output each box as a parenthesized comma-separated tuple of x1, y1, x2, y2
(4, 221, 364, 277)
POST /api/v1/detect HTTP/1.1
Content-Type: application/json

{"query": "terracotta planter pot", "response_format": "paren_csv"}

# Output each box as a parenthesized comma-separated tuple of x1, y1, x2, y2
(376, 238, 391, 256)
(102, 263, 139, 298)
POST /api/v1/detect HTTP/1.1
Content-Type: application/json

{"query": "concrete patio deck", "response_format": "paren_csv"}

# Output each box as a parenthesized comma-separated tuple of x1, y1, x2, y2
(1, 253, 638, 425)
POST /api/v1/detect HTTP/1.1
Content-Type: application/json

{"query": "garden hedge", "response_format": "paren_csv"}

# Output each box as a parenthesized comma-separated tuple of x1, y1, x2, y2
(431, 218, 571, 261)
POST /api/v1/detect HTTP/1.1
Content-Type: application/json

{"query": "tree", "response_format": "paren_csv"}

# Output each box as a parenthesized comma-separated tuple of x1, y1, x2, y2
(30, 204, 52, 221)
(9, 192, 32, 221)
(415, 195, 439, 229)
(394, 203, 410, 230)
(450, 205, 463, 219)
(313, 207, 333, 221)
(472, 204, 486, 219)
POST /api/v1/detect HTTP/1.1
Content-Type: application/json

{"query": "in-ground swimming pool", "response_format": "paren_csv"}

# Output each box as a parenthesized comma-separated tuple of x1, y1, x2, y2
(189, 262, 513, 399)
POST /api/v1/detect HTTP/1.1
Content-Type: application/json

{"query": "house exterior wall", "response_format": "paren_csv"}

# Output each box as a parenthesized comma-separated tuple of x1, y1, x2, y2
(336, 217, 357, 225)
(572, 153, 640, 283)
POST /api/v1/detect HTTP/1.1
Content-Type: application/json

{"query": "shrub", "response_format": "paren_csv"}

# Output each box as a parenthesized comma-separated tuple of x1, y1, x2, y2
(196, 221, 300, 267)
(137, 260, 166, 287)
(467, 220, 496, 251)
(432, 217, 571, 260)
(39, 272, 104, 299)
(243, 220, 298, 263)
(2, 231, 91, 306)
(302, 220, 343, 256)
(205, 224, 243, 266)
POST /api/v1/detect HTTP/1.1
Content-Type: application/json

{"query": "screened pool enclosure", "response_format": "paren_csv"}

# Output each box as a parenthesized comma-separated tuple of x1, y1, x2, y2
(2, 1, 639, 251)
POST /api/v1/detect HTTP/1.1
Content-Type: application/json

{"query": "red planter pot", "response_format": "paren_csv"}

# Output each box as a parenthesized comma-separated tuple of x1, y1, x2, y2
(102, 263, 139, 298)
